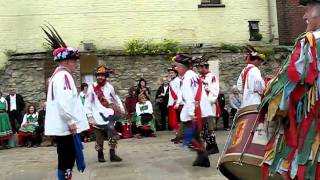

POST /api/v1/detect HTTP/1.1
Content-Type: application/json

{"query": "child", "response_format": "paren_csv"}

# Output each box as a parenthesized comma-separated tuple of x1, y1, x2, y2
(19, 105, 39, 147)
(135, 94, 156, 137)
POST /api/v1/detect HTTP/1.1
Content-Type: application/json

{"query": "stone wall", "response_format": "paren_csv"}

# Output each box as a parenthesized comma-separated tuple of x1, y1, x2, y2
(0, 47, 291, 110)
(0, 53, 49, 109)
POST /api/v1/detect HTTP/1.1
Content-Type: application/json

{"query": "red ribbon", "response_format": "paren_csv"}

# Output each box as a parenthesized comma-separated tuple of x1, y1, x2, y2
(287, 40, 302, 83)
(194, 78, 203, 131)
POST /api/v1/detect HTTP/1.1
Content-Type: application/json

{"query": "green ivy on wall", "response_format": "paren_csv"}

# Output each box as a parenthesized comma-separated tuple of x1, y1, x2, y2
(125, 39, 184, 55)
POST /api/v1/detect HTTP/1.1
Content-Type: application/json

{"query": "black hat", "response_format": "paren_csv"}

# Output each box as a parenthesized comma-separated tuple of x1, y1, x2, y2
(300, 0, 320, 5)
(172, 54, 193, 66)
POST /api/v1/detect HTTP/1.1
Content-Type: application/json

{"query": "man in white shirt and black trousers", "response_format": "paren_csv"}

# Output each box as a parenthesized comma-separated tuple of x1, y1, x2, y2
(44, 27, 89, 180)
(6, 87, 25, 133)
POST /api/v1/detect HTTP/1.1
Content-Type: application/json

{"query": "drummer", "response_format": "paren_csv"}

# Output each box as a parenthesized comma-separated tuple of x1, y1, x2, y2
(236, 46, 265, 108)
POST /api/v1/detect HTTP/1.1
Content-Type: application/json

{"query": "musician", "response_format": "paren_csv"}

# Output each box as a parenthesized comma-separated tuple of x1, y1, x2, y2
(85, 65, 124, 163)
(259, 0, 320, 179)
(173, 54, 213, 167)
(236, 46, 266, 108)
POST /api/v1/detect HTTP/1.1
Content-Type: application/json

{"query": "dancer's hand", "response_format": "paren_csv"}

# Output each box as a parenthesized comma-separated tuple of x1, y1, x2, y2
(68, 123, 77, 134)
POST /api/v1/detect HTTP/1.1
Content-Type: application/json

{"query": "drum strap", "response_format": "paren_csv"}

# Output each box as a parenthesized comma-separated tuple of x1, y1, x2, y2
(242, 66, 254, 89)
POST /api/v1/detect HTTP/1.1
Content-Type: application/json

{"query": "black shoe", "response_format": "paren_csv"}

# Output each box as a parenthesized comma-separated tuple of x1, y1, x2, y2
(206, 143, 219, 154)
(192, 152, 210, 167)
(206, 143, 219, 155)
(110, 149, 122, 162)
(171, 137, 181, 144)
(98, 151, 106, 163)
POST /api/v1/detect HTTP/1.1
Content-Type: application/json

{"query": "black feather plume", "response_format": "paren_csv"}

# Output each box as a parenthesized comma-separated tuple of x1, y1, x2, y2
(41, 24, 67, 49)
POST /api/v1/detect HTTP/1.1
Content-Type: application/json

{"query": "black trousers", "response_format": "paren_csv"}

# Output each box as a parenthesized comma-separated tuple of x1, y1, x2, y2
(159, 105, 168, 130)
(8, 110, 22, 133)
(221, 109, 230, 129)
(56, 135, 76, 171)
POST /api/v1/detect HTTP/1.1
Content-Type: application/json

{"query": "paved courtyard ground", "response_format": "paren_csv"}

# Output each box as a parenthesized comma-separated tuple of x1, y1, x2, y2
(0, 131, 229, 180)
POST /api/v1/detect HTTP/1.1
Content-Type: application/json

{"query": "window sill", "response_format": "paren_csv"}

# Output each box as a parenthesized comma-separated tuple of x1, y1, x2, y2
(198, 4, 226, 8)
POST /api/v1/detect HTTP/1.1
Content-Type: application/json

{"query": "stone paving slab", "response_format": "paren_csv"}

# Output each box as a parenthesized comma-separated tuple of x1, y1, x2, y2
(0, 131, 229, 180)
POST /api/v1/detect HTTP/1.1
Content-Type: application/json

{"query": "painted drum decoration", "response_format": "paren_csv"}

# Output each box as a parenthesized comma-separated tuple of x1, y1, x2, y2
(218, 105, 282, 180)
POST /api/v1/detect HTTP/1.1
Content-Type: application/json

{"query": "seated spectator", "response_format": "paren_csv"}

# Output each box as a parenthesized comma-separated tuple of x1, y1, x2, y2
(136, 78, 151, 100)
(229, 85, 241, 119)
(135, 94, 156, 138)
(18, 105, 39, 147)
(125, 86, 138, 135)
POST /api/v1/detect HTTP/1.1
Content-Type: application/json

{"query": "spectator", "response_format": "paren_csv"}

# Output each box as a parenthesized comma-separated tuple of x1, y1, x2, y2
(79, 83, 93, 142)
(6, 87, 25, 133)
(0, 90, 13, 149)
(79, 83, 88, 105)
(35, 101, 46, 146)
(155, 77, 170, 130)
(18, 105, 39, 147)
(217, 93, 230, 131)
(125, 86, 137, 118)
(229, 85, 241, 119)
(136, 78, 151, 100)
(135, 94, 156, 138)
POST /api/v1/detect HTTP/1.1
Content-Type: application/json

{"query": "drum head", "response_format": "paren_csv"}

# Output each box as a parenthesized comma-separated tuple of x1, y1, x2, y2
(219, 162, 283, 180)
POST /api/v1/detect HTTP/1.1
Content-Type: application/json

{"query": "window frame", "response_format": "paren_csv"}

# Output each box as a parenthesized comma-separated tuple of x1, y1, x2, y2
(198, 0, 225, 8)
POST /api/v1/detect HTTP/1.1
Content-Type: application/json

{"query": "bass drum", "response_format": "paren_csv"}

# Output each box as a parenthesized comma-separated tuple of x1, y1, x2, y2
(218, 105, 282, 180)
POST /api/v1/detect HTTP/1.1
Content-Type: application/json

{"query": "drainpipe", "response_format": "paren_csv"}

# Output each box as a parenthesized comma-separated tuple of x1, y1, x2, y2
(267, 0, 274, 42)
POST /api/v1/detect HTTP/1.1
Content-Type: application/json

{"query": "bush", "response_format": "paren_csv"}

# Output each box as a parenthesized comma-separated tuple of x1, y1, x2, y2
(125, 39, 180, 55)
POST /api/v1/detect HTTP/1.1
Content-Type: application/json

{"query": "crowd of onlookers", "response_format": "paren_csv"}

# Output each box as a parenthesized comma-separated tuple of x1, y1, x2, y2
(0, 78, 242, 149)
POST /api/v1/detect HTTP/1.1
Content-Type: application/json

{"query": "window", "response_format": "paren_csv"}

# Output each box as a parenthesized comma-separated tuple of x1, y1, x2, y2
(248, 21, 262, 41)
(198, 0, 225, 8)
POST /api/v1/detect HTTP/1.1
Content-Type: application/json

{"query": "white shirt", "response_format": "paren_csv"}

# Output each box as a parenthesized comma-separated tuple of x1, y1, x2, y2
(201, 72, 219, 117)
(180, 70, 213, 122)
(85, 82, 124, 125)
(167, 76, 183, 107)
(163, 85, 169, 94)
(136, 101, 153, 115)
(45, 66, 89, 136)
(21, 112, 39, 126)
(9, 94, 17, 111)
(237, 64, 265, 108)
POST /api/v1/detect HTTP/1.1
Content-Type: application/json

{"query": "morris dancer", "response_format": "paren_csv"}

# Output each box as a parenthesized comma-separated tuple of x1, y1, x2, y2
(173, 54, 213, 167)
(85, 65, 124, 163)
(43, 25, 89, 180)
(259, 1, 320, 179)
(236, 46, 266, 108)
(167, 66, 183, 143)
(197, 60, 220, 154)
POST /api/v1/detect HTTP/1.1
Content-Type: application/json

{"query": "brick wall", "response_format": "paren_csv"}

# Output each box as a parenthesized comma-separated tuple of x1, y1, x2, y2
(276, 0, 306, 45)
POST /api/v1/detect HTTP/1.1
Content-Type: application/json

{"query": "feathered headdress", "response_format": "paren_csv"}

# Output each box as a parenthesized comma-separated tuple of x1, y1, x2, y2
(42, 24, 80, 61)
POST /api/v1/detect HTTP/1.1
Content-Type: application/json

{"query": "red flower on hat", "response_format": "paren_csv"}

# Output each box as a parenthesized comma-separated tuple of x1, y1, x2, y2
(53, 47, 67, 56)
